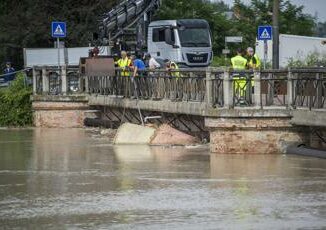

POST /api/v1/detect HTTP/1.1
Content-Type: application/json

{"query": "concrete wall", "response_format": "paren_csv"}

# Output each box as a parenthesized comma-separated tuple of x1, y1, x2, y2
(206, 117, 308, 154)
(31, 95, 94, 128)
(33, 101, 90, 128)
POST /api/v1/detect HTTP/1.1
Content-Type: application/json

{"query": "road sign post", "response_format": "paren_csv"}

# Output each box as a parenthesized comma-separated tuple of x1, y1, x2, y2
(257, 26, 272, 69)
(51, 22, 66, 69)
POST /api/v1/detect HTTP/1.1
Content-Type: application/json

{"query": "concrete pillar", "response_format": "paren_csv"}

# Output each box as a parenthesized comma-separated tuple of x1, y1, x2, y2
(206, 116, 307, 154)
(253, 71, 261, 108)
(205, 68, 213, 107)
(32, 67, 37, 95)
(267, 73, 274, 105)
(42, 66, 49, 94)
(61, 65, 68, 94)
(223, 71, 233, 108)
(287, 68, 294, 108)
(78, 74, 83, 93)
(316, 73, 323, 108)
(84, 75, 89, 93)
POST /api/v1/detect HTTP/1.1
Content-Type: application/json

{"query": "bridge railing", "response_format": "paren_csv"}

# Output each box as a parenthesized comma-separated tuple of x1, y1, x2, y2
(86, 68, 208, 102)
(291, 69, 326, 110)
(32, 65, 80, 95)
(260, 69, 289, 107)
(33, 66, 326, 110)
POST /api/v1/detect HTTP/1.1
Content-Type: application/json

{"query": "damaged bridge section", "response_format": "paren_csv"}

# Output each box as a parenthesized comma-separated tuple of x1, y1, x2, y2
(31, 66, 326, 153)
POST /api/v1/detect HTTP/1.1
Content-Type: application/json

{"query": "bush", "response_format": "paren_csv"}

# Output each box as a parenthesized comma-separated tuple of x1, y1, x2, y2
(0, 73, 33, 126)
(287, 52, 326, 68)
(211, 56, 230, 67)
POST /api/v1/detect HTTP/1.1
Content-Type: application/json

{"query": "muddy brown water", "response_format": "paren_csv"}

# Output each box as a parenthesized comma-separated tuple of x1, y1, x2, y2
(0, 128, 325, 229)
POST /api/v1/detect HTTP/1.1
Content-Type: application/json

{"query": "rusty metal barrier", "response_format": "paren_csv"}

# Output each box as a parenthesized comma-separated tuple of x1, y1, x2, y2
(292, 70, 326, 110)
(260, 70, 288, 107)
(230, 71, 254, 107)
(211, 70, 224, 107)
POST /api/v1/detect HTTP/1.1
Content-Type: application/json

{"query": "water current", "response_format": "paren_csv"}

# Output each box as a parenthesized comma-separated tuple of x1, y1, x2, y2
(0, 128, 325, 229)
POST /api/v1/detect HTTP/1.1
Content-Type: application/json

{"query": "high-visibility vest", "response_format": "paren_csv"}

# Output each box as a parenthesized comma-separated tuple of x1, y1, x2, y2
(116, 58, 131, 76)
(248, 54, 261, 69)
(170, 62, 180, 78)
(231, 55, 247, 70)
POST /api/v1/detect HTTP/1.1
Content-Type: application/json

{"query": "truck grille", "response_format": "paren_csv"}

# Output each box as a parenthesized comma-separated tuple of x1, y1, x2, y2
(186, 53, 208, 63)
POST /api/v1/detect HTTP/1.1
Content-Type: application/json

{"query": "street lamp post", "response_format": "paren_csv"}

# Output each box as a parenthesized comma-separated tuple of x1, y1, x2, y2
(272, 0, 279, 69)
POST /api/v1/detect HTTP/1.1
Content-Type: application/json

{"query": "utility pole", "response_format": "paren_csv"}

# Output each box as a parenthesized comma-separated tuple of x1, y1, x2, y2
(272, 0, 279, 69)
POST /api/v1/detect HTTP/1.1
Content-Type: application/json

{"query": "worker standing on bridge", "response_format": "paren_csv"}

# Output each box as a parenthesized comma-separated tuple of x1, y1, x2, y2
(116, 51, 131, 76)
(165, 59, 180, 101)
(115, 51, 131, 97)
(130, 54, 147, 99)
(231, 48, 247, 70)
(246, 47, 261, 69)
(231, 49, 248, 103)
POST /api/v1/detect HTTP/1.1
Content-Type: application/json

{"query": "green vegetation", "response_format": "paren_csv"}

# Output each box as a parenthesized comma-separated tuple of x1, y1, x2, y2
(0, 74, 33, 126)
(287, 52, 326, 67)
(0, 0, 116, 68)
(211, 56, 230, 67)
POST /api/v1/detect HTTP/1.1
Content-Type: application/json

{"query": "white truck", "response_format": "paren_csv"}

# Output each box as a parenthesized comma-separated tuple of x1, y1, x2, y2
(148, 19, 212, 67)
(256, 34, 326, 67)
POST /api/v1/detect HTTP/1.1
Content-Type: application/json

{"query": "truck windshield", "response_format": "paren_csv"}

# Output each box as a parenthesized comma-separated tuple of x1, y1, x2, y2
(178, 28, 210, 47)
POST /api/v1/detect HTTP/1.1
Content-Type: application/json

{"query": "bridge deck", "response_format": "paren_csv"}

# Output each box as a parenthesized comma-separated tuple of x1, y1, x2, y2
(32, 66, 326, 127)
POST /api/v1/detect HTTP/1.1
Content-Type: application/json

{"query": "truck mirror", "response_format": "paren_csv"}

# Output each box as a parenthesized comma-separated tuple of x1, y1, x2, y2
(164, 28, 174, 46)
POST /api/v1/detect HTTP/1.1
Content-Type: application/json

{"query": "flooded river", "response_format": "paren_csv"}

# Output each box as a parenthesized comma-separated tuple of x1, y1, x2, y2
(0, 129, 325, 229)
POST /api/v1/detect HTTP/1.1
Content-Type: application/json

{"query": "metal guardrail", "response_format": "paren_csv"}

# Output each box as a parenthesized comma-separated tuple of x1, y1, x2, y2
(33, 66, 326, 110)
(33, 66, 80, 95)
(87, 69, 208, 103)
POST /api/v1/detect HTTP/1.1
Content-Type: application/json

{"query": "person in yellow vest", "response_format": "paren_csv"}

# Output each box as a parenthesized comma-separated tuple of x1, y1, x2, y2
(231, 48, 247, 70)
(115, 51, 131, 77)
(165, 59, 180, 100)
(231, 48, 248, 101)
(115, 51, 132, 97)
(165, 59, 180, 78)
(246, 47, 261, 69)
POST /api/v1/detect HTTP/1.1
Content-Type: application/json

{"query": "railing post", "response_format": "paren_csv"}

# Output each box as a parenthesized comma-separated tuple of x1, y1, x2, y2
(267, 73, 274, 105)
(223, 70, 233, 108)
(316, 73, 323, 108)
(84, 75, 89, 93)
(205, 67, 213, 107)
(253, 70, 262, 108)
(42, 66, 49, 94)
(287, 68, 294, 108)
(61, 65, 67, 94)
(32, 67, 37, 95)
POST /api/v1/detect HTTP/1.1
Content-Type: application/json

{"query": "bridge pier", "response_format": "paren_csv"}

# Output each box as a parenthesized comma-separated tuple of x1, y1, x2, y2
(32, 95, 97, 128)
(206, 115, 307, 154)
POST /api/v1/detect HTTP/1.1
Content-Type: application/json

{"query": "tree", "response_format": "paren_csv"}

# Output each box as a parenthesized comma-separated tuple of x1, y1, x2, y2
(0, 0, 115, 68)
(231, 0, 315, 48)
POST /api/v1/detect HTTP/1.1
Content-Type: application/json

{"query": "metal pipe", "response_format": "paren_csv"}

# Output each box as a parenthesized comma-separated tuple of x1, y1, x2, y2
(286, 145, 326, 159)
(144, 116, 162, 123)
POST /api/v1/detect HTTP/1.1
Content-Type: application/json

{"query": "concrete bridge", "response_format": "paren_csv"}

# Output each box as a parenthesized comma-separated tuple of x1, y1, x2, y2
(31, 66, 326, 154)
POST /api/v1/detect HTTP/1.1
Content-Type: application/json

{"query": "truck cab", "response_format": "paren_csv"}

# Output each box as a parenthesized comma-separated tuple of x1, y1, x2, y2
(147, 19, 213, 67)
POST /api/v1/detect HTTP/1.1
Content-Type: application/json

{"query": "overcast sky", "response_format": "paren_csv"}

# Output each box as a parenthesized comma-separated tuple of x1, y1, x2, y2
(216, 0, 326, 22)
